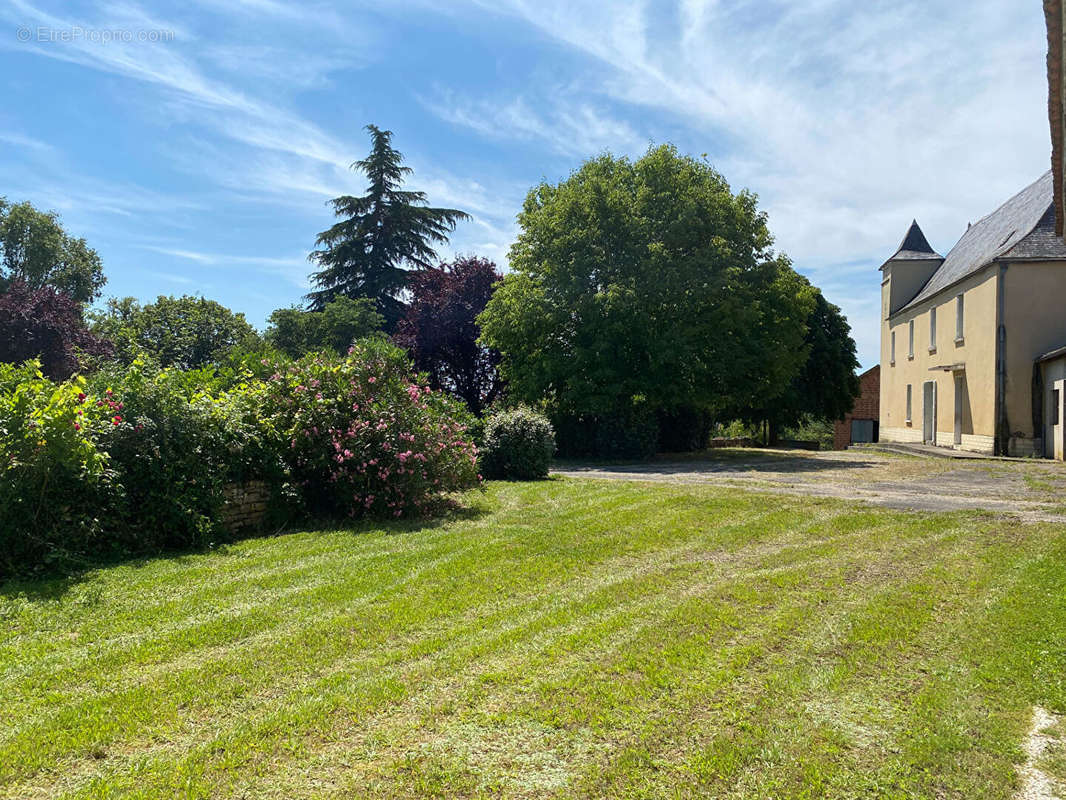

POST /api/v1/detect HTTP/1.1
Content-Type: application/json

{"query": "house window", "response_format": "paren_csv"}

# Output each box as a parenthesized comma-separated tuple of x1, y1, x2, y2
(891, 331, 896, 365)
(908, 320, 915, 359)
(929, 307, 937, 352)
(1054, 389, 1062, 425)
(906, 384, 912, 423)
(955, 294, 964, 342)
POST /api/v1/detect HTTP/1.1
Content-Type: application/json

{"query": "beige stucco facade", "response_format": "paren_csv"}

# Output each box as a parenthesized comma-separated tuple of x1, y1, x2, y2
(880, 266, 998, 453)
(1002, 260, 1066, 454)
(880, 255, 1066, 457)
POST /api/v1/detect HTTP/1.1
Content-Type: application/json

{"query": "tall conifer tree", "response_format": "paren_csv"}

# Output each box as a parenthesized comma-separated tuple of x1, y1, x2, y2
(307, 125, 469, 329)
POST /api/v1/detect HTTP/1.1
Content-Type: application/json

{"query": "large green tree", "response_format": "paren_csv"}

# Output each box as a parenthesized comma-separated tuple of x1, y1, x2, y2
(307, 125, 469, 329)
(0, 198, 105, 302)
(90, 295, 259, 369)
(479, 145, 814, 453)
(265, 296, 383, 359)
(739, 284, 860, 442)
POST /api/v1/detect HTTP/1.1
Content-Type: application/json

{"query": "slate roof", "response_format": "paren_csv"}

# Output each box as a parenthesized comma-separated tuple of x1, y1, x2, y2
(880, 220, 942, 266)
(898, 171, 1066, 313)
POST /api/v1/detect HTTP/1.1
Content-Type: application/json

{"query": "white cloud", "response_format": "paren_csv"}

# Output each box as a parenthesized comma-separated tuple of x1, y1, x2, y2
(434, 0, 1052, 367)
(138, 245, 311, 286)
(0, 131, 54, 153)
(422, 90, 650, 158)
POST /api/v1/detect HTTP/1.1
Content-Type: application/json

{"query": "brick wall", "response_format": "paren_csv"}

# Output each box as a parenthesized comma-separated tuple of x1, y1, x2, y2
(220, 480, 271, 532)
(833, 365, 881, 450)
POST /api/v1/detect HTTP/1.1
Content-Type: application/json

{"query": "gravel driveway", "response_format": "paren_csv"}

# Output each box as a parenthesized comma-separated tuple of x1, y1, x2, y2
(552, 448, 1066, 521)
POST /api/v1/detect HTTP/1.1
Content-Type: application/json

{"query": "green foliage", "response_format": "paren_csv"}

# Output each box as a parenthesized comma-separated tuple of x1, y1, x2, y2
(0, 198, 106, 302)
(479, 145, 814, 456)
(307, 125, 470, 329)
(781, 417, 835, 449)
(0, 339, 483, 576)
(0, 359, 278, 575)
(554, 404, 660, 460)
(260, 338, 480, 518)
(479, 407, 555, 480)
(739, 286, 860, 437)
(89, 295, 260, 369)
(86, 362, 279, 549)
(0, 362, 115, 573)
(656, 406, 714, 453)
(265, 296, 383, 359)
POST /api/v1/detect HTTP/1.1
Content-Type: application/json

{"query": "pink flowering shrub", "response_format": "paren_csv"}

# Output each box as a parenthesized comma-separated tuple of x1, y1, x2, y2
(262, 338, 480, 518)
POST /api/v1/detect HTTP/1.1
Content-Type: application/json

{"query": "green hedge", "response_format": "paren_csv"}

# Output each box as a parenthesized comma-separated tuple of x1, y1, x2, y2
(0, 340, 481, 577)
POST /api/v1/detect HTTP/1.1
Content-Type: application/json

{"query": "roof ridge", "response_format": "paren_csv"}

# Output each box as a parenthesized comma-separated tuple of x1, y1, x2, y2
(965, 170, 1053, 233)
(997, 202, 1056, 260)
(894, 171, 1060, 314)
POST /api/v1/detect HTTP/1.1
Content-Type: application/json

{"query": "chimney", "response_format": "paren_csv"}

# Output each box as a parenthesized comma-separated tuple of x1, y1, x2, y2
(1046, 0, 1065, 236)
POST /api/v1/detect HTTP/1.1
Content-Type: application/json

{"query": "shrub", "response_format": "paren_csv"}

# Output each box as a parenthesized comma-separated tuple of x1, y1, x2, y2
(0, 339, 484, 576)
(0, 360, 280, 576)
(480, 407, 555, 480)
(260, 338, 480, 518)
(656, 407, 713, 453)
(0, 362, 116, 573)
(87, 362, 279, 550)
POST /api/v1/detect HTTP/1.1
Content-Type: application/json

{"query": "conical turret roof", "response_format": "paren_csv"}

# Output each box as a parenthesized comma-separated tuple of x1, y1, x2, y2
(890, 220, 942, 261)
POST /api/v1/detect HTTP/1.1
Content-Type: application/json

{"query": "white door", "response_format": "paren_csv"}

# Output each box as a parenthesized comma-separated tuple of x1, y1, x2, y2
(922, 381, 937, 445)
(953, 374, 963, 446)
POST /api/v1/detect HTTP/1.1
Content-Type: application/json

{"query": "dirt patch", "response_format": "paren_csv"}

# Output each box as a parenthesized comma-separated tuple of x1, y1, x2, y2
(1018, 707, 1062, 800)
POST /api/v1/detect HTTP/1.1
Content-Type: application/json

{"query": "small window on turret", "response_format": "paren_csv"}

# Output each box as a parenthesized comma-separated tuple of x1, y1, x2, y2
(908, 320, 915, 359)
(891, 331, 896, 365)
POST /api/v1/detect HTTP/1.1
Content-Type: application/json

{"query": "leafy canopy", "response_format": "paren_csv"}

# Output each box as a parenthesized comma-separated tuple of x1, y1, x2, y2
(307, 125, 470, 329)
(265, 296, 383, 359)
(0, 198, 105, 303)
(394, 256, 502, 416)
(90, 295, 259, 369)
(0, 281, 111, 379)
(738, 285, 860, 435)
(479, 144, 815, 423)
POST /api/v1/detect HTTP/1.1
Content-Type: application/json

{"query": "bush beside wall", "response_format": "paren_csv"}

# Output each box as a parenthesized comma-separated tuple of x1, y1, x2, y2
(0, 340, 482, 577)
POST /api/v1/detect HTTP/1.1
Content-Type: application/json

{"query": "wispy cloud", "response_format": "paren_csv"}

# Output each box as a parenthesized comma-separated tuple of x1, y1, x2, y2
(139, 245, 311, 286)
(0, 131, 54, 153)
(431, 0, 1051, 366)
(422, 90, 649, 158)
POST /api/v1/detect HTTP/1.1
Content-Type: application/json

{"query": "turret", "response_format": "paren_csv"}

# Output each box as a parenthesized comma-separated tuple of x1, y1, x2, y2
(880, 220, 943, 317)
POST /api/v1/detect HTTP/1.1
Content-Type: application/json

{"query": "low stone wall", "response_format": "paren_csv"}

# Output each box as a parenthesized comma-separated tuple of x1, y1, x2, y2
(220, 480, 270, 532)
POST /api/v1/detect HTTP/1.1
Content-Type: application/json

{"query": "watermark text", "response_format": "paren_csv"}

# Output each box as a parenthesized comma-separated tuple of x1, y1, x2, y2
(16, 26, 175, 44)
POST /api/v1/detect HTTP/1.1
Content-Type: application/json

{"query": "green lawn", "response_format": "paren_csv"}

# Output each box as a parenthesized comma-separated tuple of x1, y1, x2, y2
(3, 479, 1066, 798)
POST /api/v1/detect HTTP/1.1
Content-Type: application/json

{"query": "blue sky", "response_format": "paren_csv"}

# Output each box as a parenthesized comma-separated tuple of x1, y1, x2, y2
(0, 0, 1055, 368)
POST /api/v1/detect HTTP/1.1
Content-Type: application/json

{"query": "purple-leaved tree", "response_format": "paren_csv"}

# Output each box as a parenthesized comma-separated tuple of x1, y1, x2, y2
(394, 256, 503, 416)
